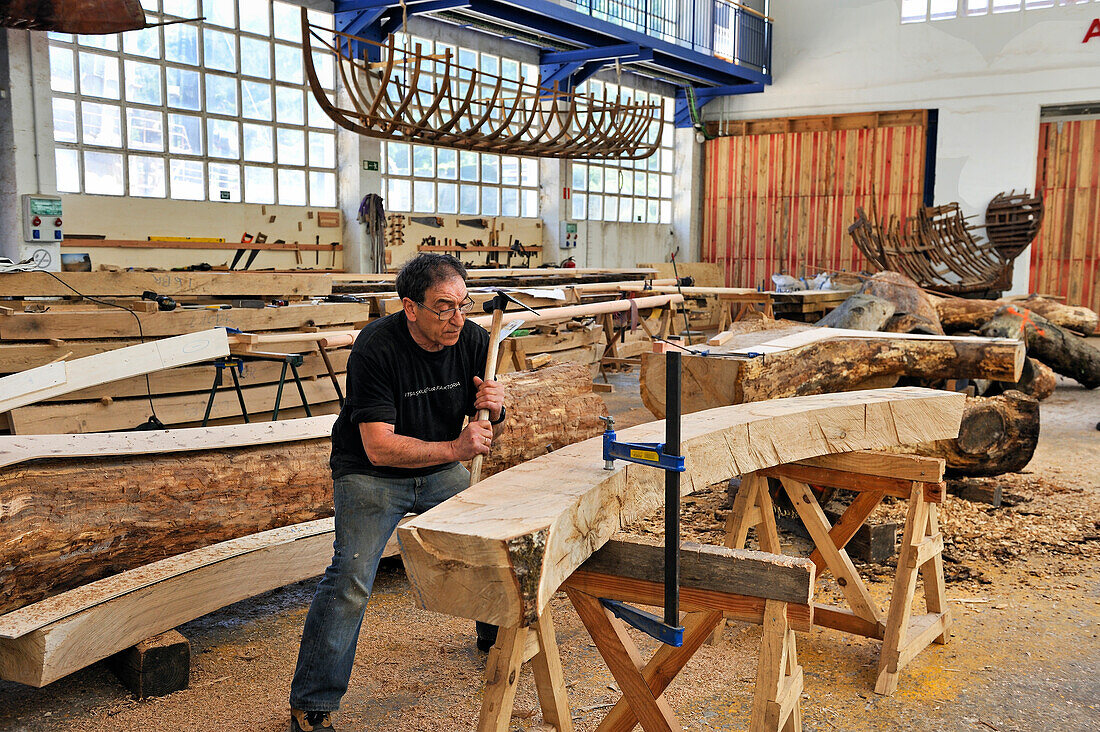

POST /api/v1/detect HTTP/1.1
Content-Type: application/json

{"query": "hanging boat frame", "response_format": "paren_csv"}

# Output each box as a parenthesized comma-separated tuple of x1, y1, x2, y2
(301, 9, 664, 159)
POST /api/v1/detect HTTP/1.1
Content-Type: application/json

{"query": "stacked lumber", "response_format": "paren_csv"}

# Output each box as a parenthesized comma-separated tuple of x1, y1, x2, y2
(769, 289, 856, 322)
(0, 272, 365, 434)
(0, 362, 605, 616)
(0, 268, 684, 433)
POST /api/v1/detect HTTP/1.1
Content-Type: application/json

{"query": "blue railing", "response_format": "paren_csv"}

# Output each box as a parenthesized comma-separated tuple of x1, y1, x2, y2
(563, 0, 772, 73)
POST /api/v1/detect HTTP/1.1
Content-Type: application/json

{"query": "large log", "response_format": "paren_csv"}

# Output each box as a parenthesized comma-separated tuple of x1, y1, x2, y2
(397, 388, 965, 627)
(908, 391, 1039, 477)
(979, 305, 1100, 389)
(639, 332, 1024, 417)
(814, 294, 895, 330)
(858, 271, 944, 335)
(935, 296, 1099, 336)
(0, 364, 604, 615)
(1008, 296, 1099, 335)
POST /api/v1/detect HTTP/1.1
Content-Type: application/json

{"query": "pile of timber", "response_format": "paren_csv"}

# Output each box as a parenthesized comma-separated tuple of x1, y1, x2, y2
(641, 272, 1044, 477)
(0, 271, 362, 434)
(0, 361, 606, 616)
(932, 293, 1100, 390)
(769, 288, 856, 322)
(0, 270, 683, 433)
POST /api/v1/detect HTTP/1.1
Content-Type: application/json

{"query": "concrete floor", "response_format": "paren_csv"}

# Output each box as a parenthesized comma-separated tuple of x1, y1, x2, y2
(1, 372, 1097, 732)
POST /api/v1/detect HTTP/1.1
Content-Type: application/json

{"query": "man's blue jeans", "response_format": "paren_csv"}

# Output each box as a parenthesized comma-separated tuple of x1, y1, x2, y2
(289, 463, 471, 713)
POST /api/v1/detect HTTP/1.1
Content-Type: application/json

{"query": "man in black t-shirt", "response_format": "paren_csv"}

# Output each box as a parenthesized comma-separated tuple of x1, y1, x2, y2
(289, 254, 505, 732)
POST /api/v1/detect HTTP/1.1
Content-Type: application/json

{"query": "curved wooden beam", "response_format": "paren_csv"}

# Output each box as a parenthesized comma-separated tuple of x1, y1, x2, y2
(301, 9, 663, 159)
(397, 387, 965, 627)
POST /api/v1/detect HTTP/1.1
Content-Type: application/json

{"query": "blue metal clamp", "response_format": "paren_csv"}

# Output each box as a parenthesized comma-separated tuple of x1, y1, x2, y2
(600, 416, 686, 473)
(600, 599, 684, 647)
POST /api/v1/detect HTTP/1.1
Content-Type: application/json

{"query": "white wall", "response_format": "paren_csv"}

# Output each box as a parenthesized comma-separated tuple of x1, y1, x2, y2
(706, 0, 1100, 293)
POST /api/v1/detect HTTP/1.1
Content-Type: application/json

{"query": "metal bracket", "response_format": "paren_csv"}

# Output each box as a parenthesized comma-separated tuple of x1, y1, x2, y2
(600, 599, 684, 647)
(599, 416, 685, 473)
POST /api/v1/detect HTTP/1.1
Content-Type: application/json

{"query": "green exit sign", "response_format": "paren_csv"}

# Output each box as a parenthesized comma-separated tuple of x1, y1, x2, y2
(363, 160, 380, 171)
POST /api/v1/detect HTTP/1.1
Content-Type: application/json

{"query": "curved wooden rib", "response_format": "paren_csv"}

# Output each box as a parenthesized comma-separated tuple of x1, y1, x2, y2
(397, 387, 965, 627)
(301, 9, 663, 159)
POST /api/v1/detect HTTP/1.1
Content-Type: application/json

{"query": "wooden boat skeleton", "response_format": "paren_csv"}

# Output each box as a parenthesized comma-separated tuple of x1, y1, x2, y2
(302, 9, 663, 159)
(849, 193, 1042, 296)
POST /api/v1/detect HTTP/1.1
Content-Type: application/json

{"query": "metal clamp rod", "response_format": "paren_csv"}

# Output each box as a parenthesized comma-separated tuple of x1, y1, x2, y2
(664, 350, 681, 628)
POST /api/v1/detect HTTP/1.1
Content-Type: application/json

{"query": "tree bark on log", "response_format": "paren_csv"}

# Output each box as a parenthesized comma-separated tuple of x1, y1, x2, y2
(815, 294, 895, 330)
(934, 298, 1000, 332)
(986, 357, 1056, 401)
(858, 271, 945, 334)
(640, 336, 1025, 417)
(0, 363, 605, 615)
(1005, 296, 1098, 336)
(935, 297, 1099, 336)
(979, 305, 1100, 389)
(908, 391, 1039, 477)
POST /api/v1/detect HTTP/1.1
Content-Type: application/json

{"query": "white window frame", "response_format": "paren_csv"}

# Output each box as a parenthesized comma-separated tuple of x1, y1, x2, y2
(903, 0, 1097, 23)
(48, 0, 339, 207)
(569, 79, 674, 225)
(379, 34, 541, 218)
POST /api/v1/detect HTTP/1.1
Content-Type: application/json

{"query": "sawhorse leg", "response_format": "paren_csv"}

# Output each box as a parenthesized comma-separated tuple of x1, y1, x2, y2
(567, 578, 803, 732)
(477, 611, 573, 732)
(874, 483, 951, 695)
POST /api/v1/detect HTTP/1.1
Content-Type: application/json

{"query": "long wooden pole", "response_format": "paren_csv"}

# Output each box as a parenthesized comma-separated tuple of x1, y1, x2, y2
(470, 307, 505, 484)
(225, 295, 685, 350)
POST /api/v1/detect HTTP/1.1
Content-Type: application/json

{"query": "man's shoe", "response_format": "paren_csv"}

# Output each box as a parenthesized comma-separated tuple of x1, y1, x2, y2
(475, 621, 499, 652)
(290, 709, 334, 731)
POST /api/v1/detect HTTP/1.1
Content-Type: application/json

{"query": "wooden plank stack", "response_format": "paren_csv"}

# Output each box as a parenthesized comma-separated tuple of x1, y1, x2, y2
(769, 288, 857, 322)
(1, 268, 679, 434)
(0, 272, 362, 434)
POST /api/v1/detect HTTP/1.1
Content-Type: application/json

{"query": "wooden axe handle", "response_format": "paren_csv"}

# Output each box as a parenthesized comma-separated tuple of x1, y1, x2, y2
(469, 306, 504, 484)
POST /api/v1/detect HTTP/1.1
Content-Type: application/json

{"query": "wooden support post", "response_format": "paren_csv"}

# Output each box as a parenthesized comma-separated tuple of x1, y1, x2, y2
(478, 625, 529, 732)
(106, 630, 190, 699)
(751, 600, 802, 732)
(874, 484, 951, 696)
(477, 611, 574, 732)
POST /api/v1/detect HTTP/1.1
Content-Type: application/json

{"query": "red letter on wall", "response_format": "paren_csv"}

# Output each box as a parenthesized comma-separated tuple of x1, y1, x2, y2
(1085, 18, 1100, 43)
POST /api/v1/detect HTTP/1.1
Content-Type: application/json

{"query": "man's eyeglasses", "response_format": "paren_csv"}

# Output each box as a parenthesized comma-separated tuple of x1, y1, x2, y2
(416, 295, 476, 322)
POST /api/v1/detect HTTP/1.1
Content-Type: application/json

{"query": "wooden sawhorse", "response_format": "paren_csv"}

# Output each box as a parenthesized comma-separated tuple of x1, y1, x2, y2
(563, 539, 814, 732)
(474, 538, 814, 732)
(723, 451, 950, 695)
(476, 611, 574, 732)
(717, 292, 774, 330)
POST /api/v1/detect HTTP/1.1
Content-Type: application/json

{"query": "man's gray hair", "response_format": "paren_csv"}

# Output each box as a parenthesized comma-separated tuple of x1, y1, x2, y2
(396, 253, 467, 304)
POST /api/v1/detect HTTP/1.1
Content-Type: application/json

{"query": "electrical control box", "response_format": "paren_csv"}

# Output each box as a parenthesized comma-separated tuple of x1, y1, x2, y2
(561, 222, 578, 249)
(3, 195, 65, 271)
(22, 194, 64, 243)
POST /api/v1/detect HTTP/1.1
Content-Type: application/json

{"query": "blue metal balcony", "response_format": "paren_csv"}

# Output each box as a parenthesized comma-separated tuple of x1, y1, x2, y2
(333, 0, 771, 127)
(562, 0, 771, 74)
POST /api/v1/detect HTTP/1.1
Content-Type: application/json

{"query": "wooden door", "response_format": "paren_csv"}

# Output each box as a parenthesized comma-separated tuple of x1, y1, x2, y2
(702, 111, 929, 290)
(1032, 118, 1100, 312)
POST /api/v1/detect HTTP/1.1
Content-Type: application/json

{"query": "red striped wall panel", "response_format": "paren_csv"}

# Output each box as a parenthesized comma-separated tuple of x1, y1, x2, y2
(1032, 118, 1100, 313)
(702, 112, 928, 290)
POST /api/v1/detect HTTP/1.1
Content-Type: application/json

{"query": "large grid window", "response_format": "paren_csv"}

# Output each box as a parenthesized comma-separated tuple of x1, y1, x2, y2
(902, 0, 1097, 23)
(569, 79, 674, 224)
(48, 0, 338, 206)
(380, 34, 541, 217)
